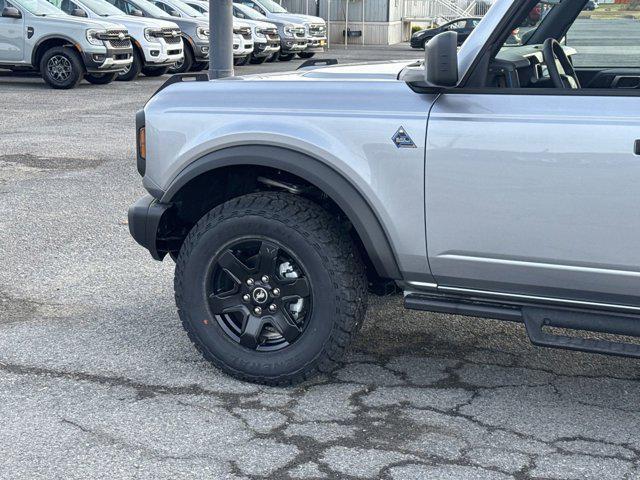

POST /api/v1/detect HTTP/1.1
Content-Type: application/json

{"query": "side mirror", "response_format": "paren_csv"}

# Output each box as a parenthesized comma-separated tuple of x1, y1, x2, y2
(169, 9, 180, 16)
(131, 8, 143, 15)
(1, 6, 22, 18)
(71, 7, 87, 16)
(425, 30, 458, 87)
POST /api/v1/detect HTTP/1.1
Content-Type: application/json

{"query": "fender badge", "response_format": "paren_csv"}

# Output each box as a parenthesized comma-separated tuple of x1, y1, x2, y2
(392, 126, 416, 149)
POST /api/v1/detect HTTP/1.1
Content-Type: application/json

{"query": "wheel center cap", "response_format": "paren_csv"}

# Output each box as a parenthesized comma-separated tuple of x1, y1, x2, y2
(252, 287, 269, 304)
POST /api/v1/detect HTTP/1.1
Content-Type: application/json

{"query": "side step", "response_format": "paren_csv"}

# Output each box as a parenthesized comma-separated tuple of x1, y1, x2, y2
(405, 293, 640, 358)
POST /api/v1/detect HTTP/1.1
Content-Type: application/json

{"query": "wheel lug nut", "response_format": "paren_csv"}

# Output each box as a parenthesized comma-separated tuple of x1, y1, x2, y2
(246, 278, 254, 286)
(261, 275, 269, 283)
(269, 304, 277, 312)
(272, 288, 280, 297)
(242, 294, 250, 302)
(253, 306, 262, 316)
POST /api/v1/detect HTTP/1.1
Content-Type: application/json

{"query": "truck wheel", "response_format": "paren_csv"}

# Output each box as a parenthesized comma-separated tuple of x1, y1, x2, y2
(278, 53, 295, 61)
(297, 52, 315, 59)
(40, 46, 84, 89)
(117, 50, 142, 81)
(84, 72, 118, 85)
(174, 192, 367, 386)
(250, 55, 268, 64)
(141, 66, 169, 77)
(233, 55, 250, 66)
(190, 61, 208, 72)
(168, 47, 193, 74)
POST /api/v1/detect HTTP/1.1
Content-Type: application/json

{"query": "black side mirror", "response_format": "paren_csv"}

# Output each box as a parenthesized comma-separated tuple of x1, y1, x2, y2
(1, 6, 22, 18)
(71, 7, 87, 16)
(425, 30, 458, 87)
(131, 8, 143, 15)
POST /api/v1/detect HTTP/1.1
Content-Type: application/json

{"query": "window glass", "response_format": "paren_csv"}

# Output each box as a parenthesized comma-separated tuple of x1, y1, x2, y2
(503, 0, 559, 47)
(566, 9, 640, 67)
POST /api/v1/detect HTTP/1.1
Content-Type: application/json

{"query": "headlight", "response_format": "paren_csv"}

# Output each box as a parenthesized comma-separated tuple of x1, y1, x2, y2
(283, 24, 295, 36)
(254, 26, 265, 38)
(144, 28, 161, 42)
(196, 26, 209, 40)
(86, 29, 106, 46)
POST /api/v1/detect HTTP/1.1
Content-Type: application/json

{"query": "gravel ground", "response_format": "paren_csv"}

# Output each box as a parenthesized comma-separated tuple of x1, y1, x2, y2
(2, 42, 640, 480)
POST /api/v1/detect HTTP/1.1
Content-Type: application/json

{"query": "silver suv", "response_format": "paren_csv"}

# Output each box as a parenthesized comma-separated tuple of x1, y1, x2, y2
(0, 0, 132, 88)
(129, 0, 640, 385)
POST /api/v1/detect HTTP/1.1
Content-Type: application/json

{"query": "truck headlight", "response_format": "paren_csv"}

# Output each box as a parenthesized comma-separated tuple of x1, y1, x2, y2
(86, 29, 106, 46)
(283, 24, 295, 37)
(196, 26, 209, 40)
(144, 28, 162, 42)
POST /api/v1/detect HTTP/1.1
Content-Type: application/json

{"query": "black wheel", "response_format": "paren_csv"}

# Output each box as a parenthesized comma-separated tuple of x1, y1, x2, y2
(297, 52, 315, 59)
(234, 55, 250, 66)
(168, 45, 193, 74)
(174, 192, 367, 386)
(141, 65, 170, 77)
(278, 53, 295, 61)
(84, 72, 118, 85)
(266, 52, 278, 63)
(190, 61, 208, 72)
(117, 49, 142, 81)
(249, 55, 268, 64)
(39, 46, 84, 89)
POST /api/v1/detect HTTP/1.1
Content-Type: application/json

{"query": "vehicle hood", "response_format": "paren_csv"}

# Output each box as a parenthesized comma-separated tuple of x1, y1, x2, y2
(246, 60, 416, 81)
(269, 12, 324, 24)
(167, 16, 207, 28)
(105, 15, 178, 29)
(36, 14, 125, 30)
(239, 18, 276, 29)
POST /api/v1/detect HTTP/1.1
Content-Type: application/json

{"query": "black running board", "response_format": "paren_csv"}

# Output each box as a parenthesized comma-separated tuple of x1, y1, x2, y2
(405, 293, 640, 358)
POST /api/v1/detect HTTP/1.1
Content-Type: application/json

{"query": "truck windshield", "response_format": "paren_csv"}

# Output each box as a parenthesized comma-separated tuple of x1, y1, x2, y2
(170, 0, 202, 16)
(504, 0, 562, 46)
(257, 0, 286, 14)
(80, 0, 124, 15)
(14, 0, 65, 15)
(137, 0, 168, 17)
(235, 3, 267, 20)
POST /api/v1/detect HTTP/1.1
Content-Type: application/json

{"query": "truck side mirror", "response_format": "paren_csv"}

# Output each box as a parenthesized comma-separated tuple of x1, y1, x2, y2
(131, 8, 143, 16)
(72, 7, 88, 17)
(425, 31, 458, 87)
(1, 6, 22, 18)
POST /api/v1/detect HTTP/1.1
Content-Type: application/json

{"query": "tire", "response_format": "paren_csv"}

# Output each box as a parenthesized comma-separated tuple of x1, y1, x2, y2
(278, 53, 295, 61)
(141, 65, 169, 77)
(84, 72, 118, 85)
(233, 55, 250, 66)
(39, 46, 84, 89)
(250, 55, 268, 64)
(297, 52, 315, 59)
(168, 45, 193, 74)
(266, 52, 278, 63)
(190, 61, 208, 72)
(174, 192, 367, 386)
(116, 49, 142, 81)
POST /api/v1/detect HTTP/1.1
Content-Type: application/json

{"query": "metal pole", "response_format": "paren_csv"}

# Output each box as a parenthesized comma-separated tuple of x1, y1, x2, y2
(209, 0, 234, 79)
(361, 0, 364, 45)
(327, 0, 331, 49)
(344, 0, 348, 49)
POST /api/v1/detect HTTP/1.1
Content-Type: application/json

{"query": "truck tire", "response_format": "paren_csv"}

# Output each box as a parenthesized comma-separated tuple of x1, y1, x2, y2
(141, 65, 169, 77)
(297, 52, 315, 59)
(278, 53, 295, 61)
(233, 55, 250, 66)
(250, 54, 268, 64)
(168, 46, 193, 74)
(190, 61, 208, 72)
(117, 49, 142, 81)
(39, 46, 84, 89)
(174, 192, 367, 386)
(84, 72, 118, 85)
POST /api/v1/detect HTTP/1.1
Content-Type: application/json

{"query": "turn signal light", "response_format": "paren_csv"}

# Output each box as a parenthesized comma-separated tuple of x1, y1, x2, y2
(138, 126, 146, 160)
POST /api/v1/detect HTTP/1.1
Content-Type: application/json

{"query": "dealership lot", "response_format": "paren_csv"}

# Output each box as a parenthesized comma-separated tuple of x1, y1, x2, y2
(3, 36, 640, 480)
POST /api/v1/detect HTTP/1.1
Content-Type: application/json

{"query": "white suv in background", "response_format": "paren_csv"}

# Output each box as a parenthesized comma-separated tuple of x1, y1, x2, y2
(48, 0, 183, 79)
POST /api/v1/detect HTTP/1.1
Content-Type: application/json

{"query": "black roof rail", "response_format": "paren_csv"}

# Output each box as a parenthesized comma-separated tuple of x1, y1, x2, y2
(152, 73, 209, 98)
(297, 58, 338, 70)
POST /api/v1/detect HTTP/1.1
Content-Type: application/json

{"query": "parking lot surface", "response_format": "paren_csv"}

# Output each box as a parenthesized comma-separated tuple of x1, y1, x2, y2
(2, 42, 640, 480)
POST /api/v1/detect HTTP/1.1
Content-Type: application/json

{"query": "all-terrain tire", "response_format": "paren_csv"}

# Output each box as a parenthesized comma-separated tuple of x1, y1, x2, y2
(116, 49, 142, 81)
(250, 55, 268, 64)
(141, 65, 170, 77)
(39, 46, 84, 89)
(168, 45, 193, 74)
(278, 52, 295, 61)
(84, 72, 118, 85)
(297, 52, 315, 59)
(174, 192, 368, 386)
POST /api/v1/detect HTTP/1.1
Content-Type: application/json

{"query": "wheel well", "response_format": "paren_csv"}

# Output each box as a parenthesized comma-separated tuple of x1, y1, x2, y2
(33, 38, 77, 69)
(158, 165, 397, 293)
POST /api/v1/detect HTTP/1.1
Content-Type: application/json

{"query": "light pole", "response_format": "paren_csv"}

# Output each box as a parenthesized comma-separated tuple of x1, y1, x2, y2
(209, 0, 234, 79)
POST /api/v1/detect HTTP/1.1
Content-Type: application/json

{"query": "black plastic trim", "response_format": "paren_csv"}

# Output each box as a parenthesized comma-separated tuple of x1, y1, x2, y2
(128, 194, 171, 260)
(160, 145, 402, 280)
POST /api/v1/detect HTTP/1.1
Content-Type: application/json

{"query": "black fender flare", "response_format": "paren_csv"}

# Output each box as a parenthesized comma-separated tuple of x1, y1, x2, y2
(31, 35, 81, 67)
(161, 145, 402, 280)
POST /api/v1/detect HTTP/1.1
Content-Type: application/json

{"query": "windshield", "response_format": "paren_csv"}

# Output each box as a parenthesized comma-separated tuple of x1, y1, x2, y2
(234, 2, 266, 20)
(169, 0, 202, 16)
(79, 0, 123, 15)
(138, 0, 171, 17)
(13, 0, 65, 15)
(503, 0, 561, 47)
(257, 0, 286, 14)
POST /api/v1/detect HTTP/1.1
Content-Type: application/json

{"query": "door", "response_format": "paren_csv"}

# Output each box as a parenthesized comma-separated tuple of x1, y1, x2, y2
(425, 92, 640, 306)
(0, 0, 24, 63)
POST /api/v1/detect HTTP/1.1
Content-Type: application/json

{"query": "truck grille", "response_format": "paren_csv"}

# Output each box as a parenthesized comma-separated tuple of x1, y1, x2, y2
(234, 26, 252, 41)
(308, 23, 326, 37)
(98, 29, 132, 48)
(148, 27, 182, 43)
(294, 27, 305, 38)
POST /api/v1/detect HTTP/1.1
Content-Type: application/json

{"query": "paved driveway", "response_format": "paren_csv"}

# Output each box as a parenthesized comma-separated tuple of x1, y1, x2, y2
(1, 46, 640, 479)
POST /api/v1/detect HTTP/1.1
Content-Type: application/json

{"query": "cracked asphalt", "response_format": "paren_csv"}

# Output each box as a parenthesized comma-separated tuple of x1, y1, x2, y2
(2, 43, 640, 480)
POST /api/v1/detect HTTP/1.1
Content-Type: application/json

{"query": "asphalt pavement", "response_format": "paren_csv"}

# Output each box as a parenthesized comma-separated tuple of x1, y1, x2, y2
(2, 42, 640, 480)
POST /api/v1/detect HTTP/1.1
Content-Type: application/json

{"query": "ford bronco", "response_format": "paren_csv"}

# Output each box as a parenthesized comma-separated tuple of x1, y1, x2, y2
(129, 0, 640, 385)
